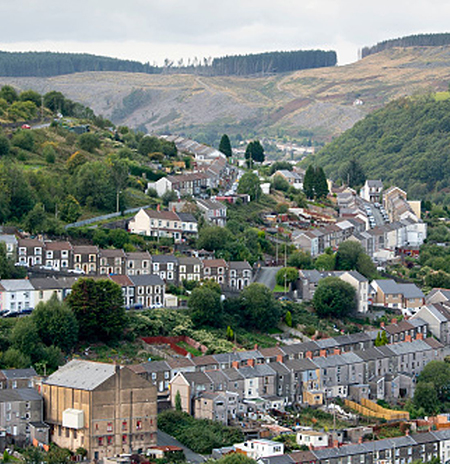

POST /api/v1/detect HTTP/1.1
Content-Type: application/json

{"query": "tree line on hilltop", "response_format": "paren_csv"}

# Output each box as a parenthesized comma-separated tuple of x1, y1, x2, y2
(0, 49, 336, 78)
(362, 33, 450, 58)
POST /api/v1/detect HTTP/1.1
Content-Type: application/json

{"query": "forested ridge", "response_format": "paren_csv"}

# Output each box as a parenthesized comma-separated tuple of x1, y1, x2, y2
(308, 95, 450, 203)
(362, 33, 450, 58)
(0, 49, 336, 78)
(0, 51, 160, 77)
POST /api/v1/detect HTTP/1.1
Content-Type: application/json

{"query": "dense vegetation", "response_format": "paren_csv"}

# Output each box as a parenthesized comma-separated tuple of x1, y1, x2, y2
(309, 95, 450, 202)
(362, 33, 450, 58)
(158, 410, 244, 454)
(0, 49, 336, 78)
(0, 86, 185, 231)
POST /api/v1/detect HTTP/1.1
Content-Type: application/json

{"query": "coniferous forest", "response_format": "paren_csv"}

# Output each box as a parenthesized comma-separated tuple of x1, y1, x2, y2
(361, 33, 450, 58)
(0, 49, 336, 78)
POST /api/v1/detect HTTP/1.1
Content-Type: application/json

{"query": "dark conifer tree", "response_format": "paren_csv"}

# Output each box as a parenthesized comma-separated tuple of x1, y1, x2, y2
(303, 165, 315, 199)
(219, 134, 232, 158)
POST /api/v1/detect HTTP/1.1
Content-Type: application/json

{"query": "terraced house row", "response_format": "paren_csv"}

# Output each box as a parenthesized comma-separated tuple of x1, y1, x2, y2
(0, 235, 254, 289)
(261, 430, 450, 464)
(131, 319, 442, 422)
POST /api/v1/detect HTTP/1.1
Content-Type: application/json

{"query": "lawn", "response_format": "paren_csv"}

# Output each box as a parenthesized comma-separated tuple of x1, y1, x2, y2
(273, 284, 289, 292)
(177, 341, 203, 357)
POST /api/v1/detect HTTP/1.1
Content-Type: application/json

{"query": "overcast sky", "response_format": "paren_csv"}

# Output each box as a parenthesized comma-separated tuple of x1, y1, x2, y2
(1, 0, 450, 66)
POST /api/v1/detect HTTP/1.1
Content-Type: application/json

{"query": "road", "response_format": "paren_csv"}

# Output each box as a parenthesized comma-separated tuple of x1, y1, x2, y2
(253, 266, 282, 290)
(157, 430, 206, 463)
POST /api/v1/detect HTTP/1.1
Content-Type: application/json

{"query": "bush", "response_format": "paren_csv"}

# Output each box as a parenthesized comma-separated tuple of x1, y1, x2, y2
(11, 130, 34, 151)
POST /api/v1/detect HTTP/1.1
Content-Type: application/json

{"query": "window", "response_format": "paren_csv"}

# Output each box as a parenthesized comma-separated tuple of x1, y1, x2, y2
(107, 436, 112, 445)
(136, 420, 142, 430)
(152, 373, 157, 380)
(122, 421, 127, 431)
(98, 437, 103, 446)
(122, 435, 127, 444)
(107, 422, 113, 432)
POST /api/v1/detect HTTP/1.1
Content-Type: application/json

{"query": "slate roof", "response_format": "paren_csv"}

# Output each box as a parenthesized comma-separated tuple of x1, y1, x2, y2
(128, 274, 165, 286)
(151, 255, 178, 263)
(44, 360, 117, 390)
(0, 388, 42, 403)
(0, 279, 35, 291)
(1, 368, 37, 379)
(135, 361, 170, 373)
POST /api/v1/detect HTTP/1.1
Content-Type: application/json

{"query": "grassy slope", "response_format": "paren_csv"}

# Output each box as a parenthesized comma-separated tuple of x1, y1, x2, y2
(3, 46, 450, 142)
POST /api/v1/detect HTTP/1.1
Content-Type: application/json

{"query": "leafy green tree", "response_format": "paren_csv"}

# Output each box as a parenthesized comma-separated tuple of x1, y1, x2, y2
(162, 190, 178, 206)
(288, 251, 313, 269)
(8, 101, 37, 121)
(240, 283, 281, 331)
(59, 195, 82, 223)
(219, 134, 232, 157)
(31, 294, 79, 353)
(44, 91, 65, 112)
(226, 325, 234, 340)
(20, 90, 42, 107)
(0, 242, 26, 279)
(43, 144, 56, 163)
(23, 203, 47, 234)
(335, 241, 377, 279)
(216, 455, 256, 464)
(66, 278, 126, 342)
(197, 226, 234, 251)
(108, 155, 129, 211)
(276, 267, 299, 287)
(413, 382, 440, 415)
(237, 172, 262, 201)
(418, 360, 450, 403)
(75, 161, 115, 211)
(11, 130, 34, 151)
(189, 286, 223, 327)
(2, 348, 31, 369)
(272, 174, 290, 192)
(11, 318, 42, 362)
(78, 133, 101, 153)
(66, 151, 87, 174)
(314, 253, 336, 271)
(303, 165, 315, 199)
(0, 134, 9, 156)
(0, 85, 18, 104)
(312, 276, 356, 318)
(138, 136, 161, 156)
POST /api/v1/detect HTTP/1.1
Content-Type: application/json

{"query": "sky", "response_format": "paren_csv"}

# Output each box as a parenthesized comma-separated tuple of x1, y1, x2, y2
(1, 0, 450, 66)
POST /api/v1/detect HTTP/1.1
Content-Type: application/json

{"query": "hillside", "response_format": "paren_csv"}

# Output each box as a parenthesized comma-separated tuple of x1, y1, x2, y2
(2, 46, 450, 146)
(306, 94, 450, 202)
(0, 87, 181, 232)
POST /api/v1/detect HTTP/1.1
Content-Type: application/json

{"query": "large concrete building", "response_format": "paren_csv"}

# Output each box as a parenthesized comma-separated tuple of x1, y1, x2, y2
(42, 360, 157, 461)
